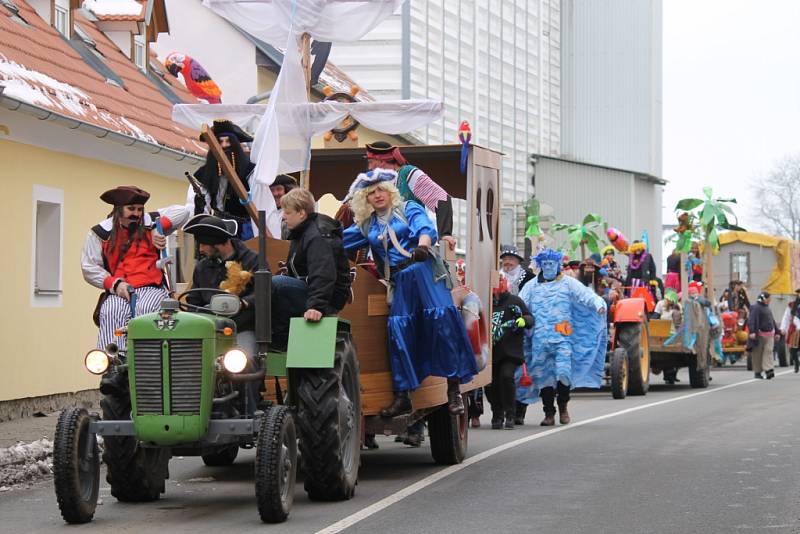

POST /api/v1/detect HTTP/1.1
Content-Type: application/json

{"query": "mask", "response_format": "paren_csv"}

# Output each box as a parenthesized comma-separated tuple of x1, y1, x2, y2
(541, 259, 559, 281)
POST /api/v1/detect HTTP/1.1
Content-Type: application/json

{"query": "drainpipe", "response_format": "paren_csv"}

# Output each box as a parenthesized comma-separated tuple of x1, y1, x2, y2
(0, 90, 204, 164)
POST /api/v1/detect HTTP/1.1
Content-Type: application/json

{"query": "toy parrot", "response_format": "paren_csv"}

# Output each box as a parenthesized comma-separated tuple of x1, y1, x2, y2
(164, 52, 222, 104)
(606, 227, 629, 253)
(458, 121, 471, 173)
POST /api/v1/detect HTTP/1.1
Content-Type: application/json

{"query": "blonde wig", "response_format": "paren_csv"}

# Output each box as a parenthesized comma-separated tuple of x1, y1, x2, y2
(350, 180, 402, 224)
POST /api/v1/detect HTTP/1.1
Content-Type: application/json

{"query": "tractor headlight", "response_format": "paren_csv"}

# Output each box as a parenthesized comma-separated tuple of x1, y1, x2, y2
(85, 349, 110, 375)
(223, 348, 248, 374)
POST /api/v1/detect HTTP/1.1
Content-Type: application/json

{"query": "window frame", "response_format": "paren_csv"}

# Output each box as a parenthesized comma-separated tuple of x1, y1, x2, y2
(31, 185, 64, 308)
(729, 251, 751, 287)
(133, 35, 146, 72)
(53, 4, 68, 36)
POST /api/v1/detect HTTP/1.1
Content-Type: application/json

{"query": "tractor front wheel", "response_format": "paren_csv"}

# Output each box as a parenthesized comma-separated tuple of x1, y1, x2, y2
(255, 405, 296, 523)
(428, 394, 469, 465)
(610, 348, 628, 399)
(101, 394, 170, 502)
(296, 331, 361, 501)
(53, 408, 99, 524)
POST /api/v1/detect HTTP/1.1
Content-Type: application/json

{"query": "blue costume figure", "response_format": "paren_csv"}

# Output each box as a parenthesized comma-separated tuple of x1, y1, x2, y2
(343, 171, 477, 417)
(517, 249, 607, 426)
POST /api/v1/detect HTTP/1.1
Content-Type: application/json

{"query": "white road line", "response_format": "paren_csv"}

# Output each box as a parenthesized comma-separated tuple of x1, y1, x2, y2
(315, 370, 794, 534)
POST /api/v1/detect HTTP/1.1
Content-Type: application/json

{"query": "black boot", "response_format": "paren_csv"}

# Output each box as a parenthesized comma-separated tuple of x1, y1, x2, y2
(447, 389, 465, 415)
(504, 411, 515, 430)
(491, 414, 503, 430)
(766, 369, 775, 380)
(381, 391, 412, 418)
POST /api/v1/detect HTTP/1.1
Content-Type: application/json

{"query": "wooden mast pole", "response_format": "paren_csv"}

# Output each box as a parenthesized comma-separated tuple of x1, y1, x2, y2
(300, 32, 312, 190)
(200, 123, 273, 238)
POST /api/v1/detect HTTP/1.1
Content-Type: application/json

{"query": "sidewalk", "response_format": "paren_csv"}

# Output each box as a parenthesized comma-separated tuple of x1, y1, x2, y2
(0, 411, 58, 449)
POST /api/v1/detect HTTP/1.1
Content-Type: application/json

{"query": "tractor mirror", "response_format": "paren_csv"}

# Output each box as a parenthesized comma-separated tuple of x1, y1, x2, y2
(209, 294, 241, 317)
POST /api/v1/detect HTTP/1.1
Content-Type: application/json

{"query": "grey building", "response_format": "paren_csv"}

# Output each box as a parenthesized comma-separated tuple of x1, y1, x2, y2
(525, 155, 665, 267)
(715, 233, 798, 321)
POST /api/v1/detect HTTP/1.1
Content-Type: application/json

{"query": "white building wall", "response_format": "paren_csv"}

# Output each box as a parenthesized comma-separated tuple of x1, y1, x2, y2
(329, 0, 562, 243)
(152, 0, 258, 105)
(560, 0, 663, 177)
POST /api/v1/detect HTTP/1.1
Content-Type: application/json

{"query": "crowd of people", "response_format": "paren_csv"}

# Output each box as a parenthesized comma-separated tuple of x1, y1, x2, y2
(80, 117, 797, 446)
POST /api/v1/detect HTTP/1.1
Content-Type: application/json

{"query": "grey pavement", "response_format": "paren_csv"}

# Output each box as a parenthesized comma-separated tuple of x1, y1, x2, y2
(0, 366, 798, 533)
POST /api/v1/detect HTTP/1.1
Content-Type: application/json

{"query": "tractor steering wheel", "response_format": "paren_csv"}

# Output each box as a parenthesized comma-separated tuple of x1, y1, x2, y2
(176, 288, 246, 313)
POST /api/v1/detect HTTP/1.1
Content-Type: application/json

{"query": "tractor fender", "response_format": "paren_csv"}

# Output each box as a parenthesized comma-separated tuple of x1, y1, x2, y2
(612, 298, 647, 324)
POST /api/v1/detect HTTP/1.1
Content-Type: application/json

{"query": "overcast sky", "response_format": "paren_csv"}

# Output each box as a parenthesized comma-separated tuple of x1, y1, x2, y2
(663, 0, 800, 231)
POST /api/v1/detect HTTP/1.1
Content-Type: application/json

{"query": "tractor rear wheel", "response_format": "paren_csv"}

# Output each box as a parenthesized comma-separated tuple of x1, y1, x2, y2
(428, 394, 469, 465)
(100, 394, 170, 502)
(202, 445, 239, 467)
(688, 356, 710, 388)
(255, 405, 296, 523)
(53, 408, 99, 524)
(618, 322, 650, 396)
(296, 331, 361, 501)
(610, 348, 628, 399)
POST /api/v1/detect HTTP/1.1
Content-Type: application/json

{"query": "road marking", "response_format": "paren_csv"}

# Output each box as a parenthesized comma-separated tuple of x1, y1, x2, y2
(315, 370, 794, 534)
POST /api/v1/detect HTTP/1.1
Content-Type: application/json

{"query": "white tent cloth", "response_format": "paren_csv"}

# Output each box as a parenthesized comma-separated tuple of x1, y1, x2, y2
(203, 0, 403, 45)
(195, 0, 426, 237)
(172, 100, 442, 141)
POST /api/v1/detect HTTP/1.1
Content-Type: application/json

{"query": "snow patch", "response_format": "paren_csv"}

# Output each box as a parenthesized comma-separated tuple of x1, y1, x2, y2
(82, 0, 143, 17)
(0, 54, 90, 117)
(0, 439, 53, 488)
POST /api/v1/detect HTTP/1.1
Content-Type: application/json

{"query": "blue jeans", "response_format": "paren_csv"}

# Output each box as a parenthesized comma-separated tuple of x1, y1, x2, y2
(271, 275, 308, 347)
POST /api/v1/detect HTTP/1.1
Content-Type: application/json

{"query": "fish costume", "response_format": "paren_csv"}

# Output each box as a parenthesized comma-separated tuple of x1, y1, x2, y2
(516, 249, 607, 422)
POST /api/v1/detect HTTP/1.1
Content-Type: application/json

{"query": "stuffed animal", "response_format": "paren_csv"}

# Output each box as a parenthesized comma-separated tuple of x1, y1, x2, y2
(219, 261, 252, 296)
(164, 52, 222, 104)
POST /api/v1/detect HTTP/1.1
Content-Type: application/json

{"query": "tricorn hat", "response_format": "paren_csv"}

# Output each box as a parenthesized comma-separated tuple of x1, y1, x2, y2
(272, 174, 298, 190)
(183, 214, 238, 245)
(202, 119, 254, 143)
(499, 244, 524, 262)
(100, 185, 150, 206)
(365, 141, 407, 165)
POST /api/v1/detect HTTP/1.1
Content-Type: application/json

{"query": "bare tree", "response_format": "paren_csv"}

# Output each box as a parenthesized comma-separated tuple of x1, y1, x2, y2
(751, 155, 800, 240)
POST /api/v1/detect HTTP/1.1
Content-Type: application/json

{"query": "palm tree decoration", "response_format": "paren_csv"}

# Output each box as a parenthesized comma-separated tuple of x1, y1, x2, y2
(552, 213, 606, 261)
(673, 187, 745, 299)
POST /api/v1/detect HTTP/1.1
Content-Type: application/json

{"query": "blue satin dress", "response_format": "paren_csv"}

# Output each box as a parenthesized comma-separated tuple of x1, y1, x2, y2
(343, 202, 477, 391)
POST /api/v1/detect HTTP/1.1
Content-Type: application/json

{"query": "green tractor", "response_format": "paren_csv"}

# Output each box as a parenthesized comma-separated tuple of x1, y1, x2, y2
(53, 214, 360, 524)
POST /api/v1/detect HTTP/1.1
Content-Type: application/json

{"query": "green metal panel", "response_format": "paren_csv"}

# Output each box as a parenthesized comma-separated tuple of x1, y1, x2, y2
(126, 309, 237, 445)
(265, 351, 287, 376)
(134, 414, 208, 445)
(286, 317, 338, 368)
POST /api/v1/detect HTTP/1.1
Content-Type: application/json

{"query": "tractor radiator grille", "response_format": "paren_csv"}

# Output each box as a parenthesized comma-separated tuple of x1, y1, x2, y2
(133, 340, 163, 414)
(169, 340, 204, 414)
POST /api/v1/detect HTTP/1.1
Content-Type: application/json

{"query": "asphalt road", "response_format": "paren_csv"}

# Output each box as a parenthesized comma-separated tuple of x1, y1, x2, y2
(2, 366, 799, 533)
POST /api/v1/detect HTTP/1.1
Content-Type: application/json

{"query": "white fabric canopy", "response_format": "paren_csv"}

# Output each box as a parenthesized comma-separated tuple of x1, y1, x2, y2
(172, 100, 442, 140)
(203, 0, 403, 45)
(193, 0, 436, 236)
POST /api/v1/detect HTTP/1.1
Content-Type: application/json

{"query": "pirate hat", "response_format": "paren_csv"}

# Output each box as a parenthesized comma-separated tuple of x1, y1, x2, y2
(272, 174, 298, 190)
(183, 214, 238, 245)
(100, 185, 150, 206)
(499, 244, 524, 262)
(202, 119, 254, 143)
(365, 141, 396, 155)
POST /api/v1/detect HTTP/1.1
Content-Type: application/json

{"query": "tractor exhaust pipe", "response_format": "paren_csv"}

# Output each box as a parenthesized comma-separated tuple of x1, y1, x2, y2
(255, 210, 272, 358)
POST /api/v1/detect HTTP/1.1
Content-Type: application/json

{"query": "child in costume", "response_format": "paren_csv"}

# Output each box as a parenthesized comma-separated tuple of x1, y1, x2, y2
(517, 249, 607, 425)
(487, 272, 533, 429)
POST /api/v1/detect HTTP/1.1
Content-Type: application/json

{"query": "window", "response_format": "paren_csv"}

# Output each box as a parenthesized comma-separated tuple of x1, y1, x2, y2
(133, 35, 146, 71)
(32, 185, 64, 307)
(730, 252, 750, 285)
(54, 5, 68, 35)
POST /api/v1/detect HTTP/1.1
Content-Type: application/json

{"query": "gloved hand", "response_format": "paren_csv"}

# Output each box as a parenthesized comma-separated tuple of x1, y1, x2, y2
(193, 194, 206, 215)
(412, 245, 430, 263)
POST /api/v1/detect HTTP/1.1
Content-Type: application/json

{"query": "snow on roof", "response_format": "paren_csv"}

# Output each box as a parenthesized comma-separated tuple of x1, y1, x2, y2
(82, 0, 143, 19)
